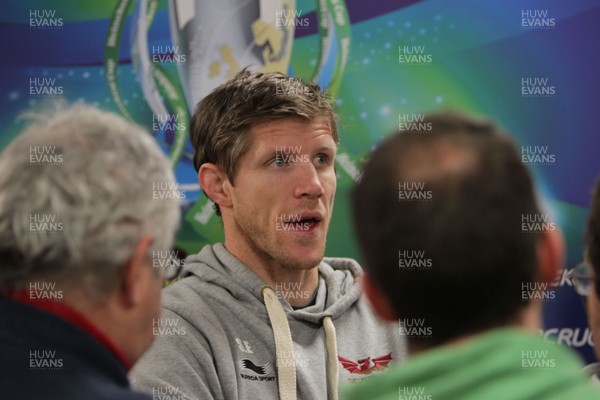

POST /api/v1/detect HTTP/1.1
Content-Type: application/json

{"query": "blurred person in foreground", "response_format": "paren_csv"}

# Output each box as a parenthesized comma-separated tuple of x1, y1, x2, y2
(344, 112, 599, 399)
(570, 177, 600, 384)
(0, 105, 180, 399)
(131, 69, 406, 400)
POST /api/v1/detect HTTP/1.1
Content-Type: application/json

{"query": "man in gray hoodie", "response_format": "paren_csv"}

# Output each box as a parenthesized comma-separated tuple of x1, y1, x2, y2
(130, 70, 406, 400)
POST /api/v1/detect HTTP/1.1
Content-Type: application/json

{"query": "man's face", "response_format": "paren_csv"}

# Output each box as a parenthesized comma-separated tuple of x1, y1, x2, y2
(227, 117, 337, 270)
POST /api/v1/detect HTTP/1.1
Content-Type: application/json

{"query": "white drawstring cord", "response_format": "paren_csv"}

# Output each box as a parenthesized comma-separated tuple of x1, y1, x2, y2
(262, 286, 340, 400)
(323, 316, 339, 400)
(262, 286, 297, 400)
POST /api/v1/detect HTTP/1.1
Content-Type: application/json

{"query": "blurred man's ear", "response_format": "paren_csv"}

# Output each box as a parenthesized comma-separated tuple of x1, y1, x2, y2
(537, 228, 565, 284)
(120, 234, 154, 308)
(198, 163, 233, 211)
(362, 273, 398, 322)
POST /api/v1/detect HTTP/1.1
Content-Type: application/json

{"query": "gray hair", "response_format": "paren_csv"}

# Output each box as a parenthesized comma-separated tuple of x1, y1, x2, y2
(0, 104, 180, 299)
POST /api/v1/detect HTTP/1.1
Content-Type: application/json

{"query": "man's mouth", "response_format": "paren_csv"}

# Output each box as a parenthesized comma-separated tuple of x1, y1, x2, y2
(298, 212, 323, 232)
(277, 212, 324, 233)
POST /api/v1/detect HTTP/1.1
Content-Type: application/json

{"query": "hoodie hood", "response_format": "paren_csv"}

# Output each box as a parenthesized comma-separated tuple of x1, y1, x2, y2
(181, 243, 362, 323)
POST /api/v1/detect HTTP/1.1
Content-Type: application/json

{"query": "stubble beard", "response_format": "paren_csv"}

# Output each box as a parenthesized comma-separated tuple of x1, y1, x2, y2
(235, 209, 327, 271)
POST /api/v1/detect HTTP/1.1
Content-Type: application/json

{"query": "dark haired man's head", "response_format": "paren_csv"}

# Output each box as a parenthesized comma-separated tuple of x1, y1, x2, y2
(352, 112, 562, 351)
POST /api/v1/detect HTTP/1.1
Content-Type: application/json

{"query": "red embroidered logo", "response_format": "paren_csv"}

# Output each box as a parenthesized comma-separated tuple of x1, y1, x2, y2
(338, 353, 392, 375)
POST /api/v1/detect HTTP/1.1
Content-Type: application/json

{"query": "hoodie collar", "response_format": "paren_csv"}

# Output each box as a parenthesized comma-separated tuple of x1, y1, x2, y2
(181, 243, 363, 322)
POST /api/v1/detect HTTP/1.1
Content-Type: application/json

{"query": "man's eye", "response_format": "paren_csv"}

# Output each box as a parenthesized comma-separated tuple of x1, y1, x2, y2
(315, 154, 329, 164)
(273, 155, 286, 167)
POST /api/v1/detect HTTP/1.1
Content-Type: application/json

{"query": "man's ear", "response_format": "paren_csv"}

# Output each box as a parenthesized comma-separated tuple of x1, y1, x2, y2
(537, 227, 565, 284)
(121, 234, 154, 308)
(362, 273, 398, 322)
(198, 163, 233, 211)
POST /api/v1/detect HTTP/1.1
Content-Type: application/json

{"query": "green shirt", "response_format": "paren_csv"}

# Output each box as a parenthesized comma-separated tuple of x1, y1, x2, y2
(343, 328, 600, 400)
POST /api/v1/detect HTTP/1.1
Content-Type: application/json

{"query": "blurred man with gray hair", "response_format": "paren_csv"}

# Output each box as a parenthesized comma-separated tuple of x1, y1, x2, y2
(0, 105, 180, 399)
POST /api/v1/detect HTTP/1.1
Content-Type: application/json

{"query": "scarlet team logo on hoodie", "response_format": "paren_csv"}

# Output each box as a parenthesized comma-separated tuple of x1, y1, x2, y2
(338, 353, 393, 375)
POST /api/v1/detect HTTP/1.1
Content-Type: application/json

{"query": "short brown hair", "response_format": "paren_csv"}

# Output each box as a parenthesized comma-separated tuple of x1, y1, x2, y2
(190, 69, 337, 215)
(190, 69, 337, 174)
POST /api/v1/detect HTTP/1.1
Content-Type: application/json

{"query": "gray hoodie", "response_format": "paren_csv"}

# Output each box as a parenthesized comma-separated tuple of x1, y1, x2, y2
(131, 244, 406, 400)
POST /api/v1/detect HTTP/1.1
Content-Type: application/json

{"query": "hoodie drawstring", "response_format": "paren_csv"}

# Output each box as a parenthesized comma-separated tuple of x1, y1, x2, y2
(323, 316, 339, 400)
(262, 286, 297, 400)
(261, 286, 339, 400)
